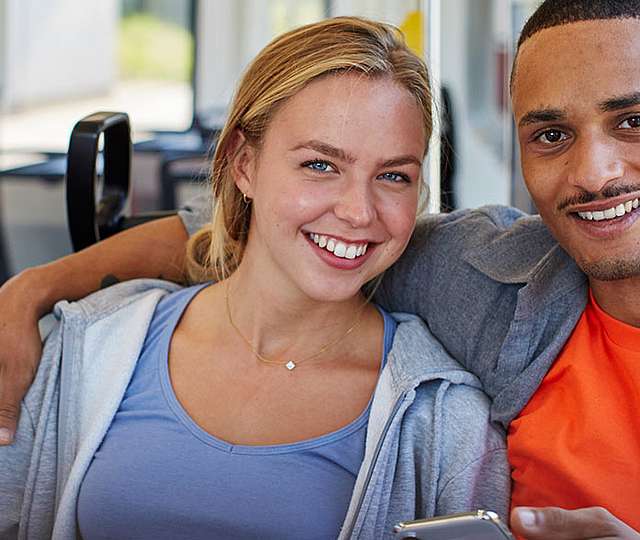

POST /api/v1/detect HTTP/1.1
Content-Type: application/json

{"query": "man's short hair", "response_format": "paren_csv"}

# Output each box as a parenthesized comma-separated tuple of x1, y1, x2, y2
(510, 0, 640, 89)
(518, 0, 640, 50)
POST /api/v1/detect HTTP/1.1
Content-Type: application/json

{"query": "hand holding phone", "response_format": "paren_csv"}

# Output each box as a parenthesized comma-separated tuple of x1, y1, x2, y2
(394, 510, 514, 540)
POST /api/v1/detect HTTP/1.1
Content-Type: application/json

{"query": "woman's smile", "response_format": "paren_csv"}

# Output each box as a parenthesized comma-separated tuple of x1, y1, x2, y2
(305, 231, 376, 271)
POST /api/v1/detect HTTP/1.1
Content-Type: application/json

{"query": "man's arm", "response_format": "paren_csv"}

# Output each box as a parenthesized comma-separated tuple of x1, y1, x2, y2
(511, 506, 640, 539)
(0, 215, 189, 445)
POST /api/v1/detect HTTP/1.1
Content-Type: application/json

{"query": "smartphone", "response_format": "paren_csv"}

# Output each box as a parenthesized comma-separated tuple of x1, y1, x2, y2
(393, 510, 514, 540)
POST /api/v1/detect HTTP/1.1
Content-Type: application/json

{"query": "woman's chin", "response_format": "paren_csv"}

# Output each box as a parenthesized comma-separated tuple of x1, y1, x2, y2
(298, 281, 371, 305)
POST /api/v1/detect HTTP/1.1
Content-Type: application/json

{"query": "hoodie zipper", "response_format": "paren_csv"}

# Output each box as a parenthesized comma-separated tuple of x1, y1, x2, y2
(341, 390, 409, 539)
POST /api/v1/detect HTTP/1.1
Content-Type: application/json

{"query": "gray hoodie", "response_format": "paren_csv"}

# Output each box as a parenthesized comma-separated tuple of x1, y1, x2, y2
(0, 280, 508, 539)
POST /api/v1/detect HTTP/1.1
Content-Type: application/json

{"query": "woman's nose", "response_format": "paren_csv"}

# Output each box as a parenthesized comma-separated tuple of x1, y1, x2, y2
(333, 180, 377, 228)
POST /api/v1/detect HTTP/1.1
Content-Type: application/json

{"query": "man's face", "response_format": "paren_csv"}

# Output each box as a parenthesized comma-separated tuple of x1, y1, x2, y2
(512, 19, 640, 281)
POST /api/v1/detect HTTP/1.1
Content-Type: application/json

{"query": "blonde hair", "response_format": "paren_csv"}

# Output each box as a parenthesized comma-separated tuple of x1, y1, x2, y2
(185, 16, 433, 283)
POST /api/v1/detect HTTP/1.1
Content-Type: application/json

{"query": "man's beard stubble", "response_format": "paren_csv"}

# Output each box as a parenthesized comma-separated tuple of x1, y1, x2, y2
(579, 257, 640, 282)
(556, 183, 640, 281)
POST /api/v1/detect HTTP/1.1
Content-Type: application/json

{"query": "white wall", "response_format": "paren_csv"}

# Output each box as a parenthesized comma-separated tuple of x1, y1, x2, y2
(196, 0, 327, 116)
(195, 0, 241, 115)
(3, 0, 119, 111)
(331, 0, 419, 23)
(440, 0, 510, 208)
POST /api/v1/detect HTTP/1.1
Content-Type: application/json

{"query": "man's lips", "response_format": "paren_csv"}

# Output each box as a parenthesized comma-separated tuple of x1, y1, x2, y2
(566, 192, 640, 214)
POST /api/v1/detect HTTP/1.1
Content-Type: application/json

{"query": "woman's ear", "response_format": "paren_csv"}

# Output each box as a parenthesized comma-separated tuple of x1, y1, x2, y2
(228, 129, 257, 198)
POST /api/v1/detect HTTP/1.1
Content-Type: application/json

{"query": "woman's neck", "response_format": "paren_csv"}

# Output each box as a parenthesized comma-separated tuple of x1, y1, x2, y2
(224, 260, 369, 362)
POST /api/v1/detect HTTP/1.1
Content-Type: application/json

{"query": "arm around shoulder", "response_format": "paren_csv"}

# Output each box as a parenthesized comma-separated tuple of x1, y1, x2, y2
(434, 384, 510, 522)
(0, 214, 189, 445)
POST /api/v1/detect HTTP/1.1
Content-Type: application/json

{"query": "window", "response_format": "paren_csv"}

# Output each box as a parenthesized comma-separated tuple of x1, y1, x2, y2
(0, 0, 195, 160)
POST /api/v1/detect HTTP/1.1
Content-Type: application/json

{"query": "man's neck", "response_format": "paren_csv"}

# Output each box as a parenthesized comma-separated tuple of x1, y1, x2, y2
(590, 277, 640, 327)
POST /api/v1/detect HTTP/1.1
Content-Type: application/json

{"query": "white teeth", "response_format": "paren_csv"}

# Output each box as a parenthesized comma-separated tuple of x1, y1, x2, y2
(577, 198, 640, 222)
(334, 242, 347, 257)
(309, 233, 368, 260)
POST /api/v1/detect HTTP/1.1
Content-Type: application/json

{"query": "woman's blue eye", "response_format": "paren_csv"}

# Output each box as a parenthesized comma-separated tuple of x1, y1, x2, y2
(379, 171, 410, 183)
(303, 160, 335, 172)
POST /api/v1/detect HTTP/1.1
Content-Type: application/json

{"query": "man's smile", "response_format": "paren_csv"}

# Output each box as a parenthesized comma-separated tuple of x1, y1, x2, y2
(575, 197, 640, 221)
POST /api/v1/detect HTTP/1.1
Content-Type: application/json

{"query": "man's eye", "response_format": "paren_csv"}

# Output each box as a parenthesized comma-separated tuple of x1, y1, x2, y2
(302, 160, 335, 173)
(536, 129, 568, 145)
(618, 116, 640, 129)
(378, 171, 410, 183)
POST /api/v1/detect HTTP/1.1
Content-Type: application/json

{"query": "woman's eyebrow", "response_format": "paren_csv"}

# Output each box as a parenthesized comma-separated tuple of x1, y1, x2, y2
(289, 140, 356, 163)
(289, 141, 421, 167)
(380, 155, 422, 168)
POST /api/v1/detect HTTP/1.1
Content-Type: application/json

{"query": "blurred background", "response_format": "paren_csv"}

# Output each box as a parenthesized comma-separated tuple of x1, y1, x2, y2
(0, 0, 539, 279)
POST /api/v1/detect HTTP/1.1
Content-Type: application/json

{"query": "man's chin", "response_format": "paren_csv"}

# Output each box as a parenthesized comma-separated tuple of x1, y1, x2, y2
(579, 257, 640, 282)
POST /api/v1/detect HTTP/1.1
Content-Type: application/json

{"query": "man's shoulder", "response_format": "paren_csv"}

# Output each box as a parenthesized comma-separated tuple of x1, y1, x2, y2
(412, 205, 558, 283)
(415, 205, 551, 250)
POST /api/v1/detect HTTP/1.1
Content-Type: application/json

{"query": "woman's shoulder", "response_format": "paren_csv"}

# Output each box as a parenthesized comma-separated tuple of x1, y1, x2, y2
(385, 312, 484, 389)
(387, 311, 505, 448)
(52, 278, 183, 325)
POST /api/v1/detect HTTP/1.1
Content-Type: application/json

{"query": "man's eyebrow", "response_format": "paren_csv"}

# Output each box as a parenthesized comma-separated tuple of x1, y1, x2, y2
(598, 92, 640, 112)
(380, 155, 422, 168)
(289, 140, 356, 163)
(518, 108, 566, 127)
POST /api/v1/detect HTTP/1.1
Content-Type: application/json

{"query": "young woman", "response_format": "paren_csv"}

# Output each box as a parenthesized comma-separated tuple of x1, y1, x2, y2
(0, 17, 508, 539)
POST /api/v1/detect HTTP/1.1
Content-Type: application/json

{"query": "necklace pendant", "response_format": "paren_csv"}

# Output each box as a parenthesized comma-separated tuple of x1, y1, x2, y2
(285, 360, 296, 371)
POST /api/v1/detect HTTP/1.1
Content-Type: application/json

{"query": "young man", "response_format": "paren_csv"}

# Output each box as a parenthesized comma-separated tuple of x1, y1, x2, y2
(0, 1, 638, 538)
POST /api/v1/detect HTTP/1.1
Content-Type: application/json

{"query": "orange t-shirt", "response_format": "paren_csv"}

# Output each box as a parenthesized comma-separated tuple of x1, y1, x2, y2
(508, 291, 640, 530)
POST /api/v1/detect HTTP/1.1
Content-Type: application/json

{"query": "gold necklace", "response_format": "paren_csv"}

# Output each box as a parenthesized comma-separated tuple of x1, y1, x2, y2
(225, 281, 364, 371)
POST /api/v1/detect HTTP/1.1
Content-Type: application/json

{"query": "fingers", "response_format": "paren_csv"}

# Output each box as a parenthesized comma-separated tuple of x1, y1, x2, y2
(0, 271, 47, 446)
(0, 363, 35, 445)
(0, 385, 20, 445)
(0, 406, 18, 444)
(511, 506, 636, 540)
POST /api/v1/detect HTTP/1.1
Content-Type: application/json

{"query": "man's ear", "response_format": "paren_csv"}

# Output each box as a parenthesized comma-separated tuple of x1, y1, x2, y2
(228, 129, 257, 198)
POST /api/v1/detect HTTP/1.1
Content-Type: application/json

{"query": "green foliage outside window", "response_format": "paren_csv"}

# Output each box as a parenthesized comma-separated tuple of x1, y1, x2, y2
(119, 13, 193, 81)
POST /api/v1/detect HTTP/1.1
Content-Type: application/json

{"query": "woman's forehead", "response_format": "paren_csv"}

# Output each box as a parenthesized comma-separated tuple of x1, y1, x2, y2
(264, 73, 427, 156)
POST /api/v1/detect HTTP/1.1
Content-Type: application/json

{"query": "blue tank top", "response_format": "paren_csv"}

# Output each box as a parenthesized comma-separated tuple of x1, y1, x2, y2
(77, 283, 397, 540)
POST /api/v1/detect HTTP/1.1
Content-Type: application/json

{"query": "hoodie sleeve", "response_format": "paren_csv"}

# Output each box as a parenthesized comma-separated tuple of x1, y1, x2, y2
(434, 383, 510, 522)
(0, 321, 63, 539)
(0, 403, 35, 538)
(177, 193, 212, 237)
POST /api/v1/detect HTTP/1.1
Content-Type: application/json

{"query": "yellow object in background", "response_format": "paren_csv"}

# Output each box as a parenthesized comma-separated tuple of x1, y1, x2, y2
(400, 10, 423, 57)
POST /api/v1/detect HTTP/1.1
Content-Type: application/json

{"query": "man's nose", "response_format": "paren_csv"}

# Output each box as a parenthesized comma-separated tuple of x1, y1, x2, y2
(568, 135, 625, 194)
(333, 178, 377, 228)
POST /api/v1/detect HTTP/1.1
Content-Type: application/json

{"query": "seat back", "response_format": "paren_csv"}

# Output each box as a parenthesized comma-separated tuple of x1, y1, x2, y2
(65, 111, 175, 251)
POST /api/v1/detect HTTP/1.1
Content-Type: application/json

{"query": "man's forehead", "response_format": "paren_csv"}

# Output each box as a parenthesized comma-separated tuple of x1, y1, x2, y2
(512, 18, 640, 116)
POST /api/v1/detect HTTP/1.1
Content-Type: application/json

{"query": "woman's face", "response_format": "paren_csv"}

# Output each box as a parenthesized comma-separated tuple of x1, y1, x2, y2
(236, 72, 426, 303)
